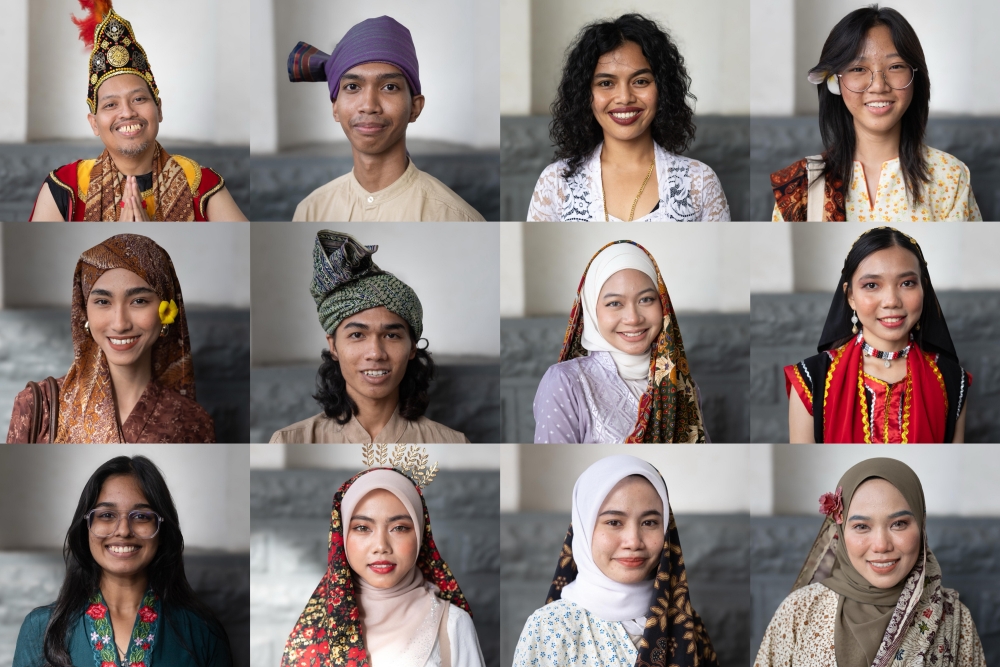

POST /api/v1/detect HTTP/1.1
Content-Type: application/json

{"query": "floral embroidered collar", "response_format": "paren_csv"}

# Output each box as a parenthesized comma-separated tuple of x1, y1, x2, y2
(85, 588, 160, 667)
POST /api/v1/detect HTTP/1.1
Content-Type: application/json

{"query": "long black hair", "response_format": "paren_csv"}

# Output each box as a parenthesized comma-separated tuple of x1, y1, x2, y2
(550, 13, 696, 178)
(811, 5, 930, 202)
(819, 227, 956, 359)
(314, 324, 435, 424)
(43, 456, 230, 667)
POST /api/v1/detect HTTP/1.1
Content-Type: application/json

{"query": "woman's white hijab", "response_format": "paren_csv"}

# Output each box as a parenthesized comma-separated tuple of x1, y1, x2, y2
(561, 455, 670, 630)
(580, 243, 660, 397)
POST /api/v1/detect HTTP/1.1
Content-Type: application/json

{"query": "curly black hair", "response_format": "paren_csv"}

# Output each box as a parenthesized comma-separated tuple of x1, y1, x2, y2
(314, 329, 435, 424)
(550, 13, 697, 178)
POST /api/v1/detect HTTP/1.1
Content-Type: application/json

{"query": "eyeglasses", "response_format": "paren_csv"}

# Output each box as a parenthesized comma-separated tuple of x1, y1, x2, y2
(85, 508, 164, 539)
(838, 64, 917, 93)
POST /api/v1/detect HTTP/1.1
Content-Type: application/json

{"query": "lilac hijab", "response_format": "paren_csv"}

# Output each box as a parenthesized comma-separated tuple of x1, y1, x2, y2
(287, 16, 421, 101)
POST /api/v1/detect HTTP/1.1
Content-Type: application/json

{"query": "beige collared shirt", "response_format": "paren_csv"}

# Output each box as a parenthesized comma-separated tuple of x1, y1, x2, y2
(292, 160, 486, 222)
(268, 407, 470, 444)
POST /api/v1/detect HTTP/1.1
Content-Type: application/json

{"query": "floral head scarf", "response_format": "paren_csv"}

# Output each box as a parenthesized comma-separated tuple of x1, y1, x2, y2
(558, 240, 706, 443)
(281, 468, 471, 667)
(57, 234, 193, 443)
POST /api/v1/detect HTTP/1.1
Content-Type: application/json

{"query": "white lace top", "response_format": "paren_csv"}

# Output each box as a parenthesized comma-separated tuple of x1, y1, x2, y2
(527, 142, 731, 221)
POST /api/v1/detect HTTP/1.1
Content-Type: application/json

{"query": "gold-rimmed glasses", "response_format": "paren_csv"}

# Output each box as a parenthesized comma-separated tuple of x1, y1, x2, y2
(838, 64, 917, 93)
(85, 508, 164, 539)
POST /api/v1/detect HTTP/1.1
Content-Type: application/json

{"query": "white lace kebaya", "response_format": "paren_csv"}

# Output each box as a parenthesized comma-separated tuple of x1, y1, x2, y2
(527, 142, 731, 221)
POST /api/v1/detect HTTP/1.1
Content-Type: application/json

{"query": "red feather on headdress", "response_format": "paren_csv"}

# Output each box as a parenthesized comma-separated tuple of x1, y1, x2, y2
(71, 0, 114, 49)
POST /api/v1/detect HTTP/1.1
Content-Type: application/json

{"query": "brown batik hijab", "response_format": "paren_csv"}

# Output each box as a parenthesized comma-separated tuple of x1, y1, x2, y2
(84, 143, 195, 221)
(281, 467, 471, 667)
(57, 234, 194, 443)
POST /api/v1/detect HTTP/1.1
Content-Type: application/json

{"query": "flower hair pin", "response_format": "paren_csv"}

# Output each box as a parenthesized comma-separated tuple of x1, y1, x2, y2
(808, 70, 841, 95)
(361, 444, 439, 488)
(158, 299, 178, 325)
(819, 486, 844, 524)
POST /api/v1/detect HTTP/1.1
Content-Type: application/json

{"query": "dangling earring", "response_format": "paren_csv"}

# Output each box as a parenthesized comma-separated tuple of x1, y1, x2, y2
(915, 322, 921, 331)
(851, 311, 859, 335)
(160, 324, 169, 337)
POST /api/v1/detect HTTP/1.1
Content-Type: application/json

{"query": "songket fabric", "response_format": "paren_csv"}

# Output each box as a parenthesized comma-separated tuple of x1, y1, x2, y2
(527, 142, 730, 221)
(281, 467, 482, 667)
(5, 234, 214, 443)
(771, 147, 981, 222)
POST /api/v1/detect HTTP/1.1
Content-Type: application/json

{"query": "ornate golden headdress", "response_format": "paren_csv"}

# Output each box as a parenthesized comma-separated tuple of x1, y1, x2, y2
(73, 1, 160, 114)
(361, 444, 439, 488)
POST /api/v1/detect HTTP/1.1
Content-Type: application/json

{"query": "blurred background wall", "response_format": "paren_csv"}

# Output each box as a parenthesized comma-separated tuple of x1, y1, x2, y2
(0, 0, 249, 221)
(250, 222, 501, 443)
(501, 221, 749, 442)
(751, 0, 1000, 219)
(751, 444, 1000, 665)
(500, 0, 750, 220)
(500, 444, 749, 667)
(749, 222, 1000, 443)
(250, 443, 500, 667)
(0, 444, 250, 667)
(0, 222, 251, 442)
(248, 0, 500, 220)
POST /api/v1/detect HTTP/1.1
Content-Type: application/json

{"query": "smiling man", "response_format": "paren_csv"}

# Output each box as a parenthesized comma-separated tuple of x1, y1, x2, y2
(29, 3, 245, 221)
(287, 16, 485, 221)
(269, 231, 469, 444)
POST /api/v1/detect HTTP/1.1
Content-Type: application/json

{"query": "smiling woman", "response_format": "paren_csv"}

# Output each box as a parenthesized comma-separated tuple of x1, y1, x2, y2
(11, 455, 231, 667)
(755, 458, 986, 667)
(785, 227, 970, 443)
(532, 240, 706, 443)
(770, 5, 981, 221)
(513, 455, 718, 667)
(5, 234, 215, 444)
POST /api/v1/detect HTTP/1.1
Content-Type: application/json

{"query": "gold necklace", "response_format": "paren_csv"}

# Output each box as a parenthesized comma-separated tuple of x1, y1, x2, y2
(603, 157, 656, 222)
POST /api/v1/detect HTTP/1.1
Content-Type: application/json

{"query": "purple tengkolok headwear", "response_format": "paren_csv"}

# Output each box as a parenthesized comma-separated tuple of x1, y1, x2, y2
(287, 16, 421, 101)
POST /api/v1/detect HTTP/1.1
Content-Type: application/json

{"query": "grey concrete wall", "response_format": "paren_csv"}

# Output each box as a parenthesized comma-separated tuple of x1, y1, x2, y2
(750, 117, 1000, 221)
(0, 551, 250, 667)
(0, 143, 250, 222)
(250, 468, 500, 667)
(501, 315, 749, 443)
(500, 115, 751, 221)
(751, 516, 1000, 666)
(501, 512, 749, 667)
(247, 145, 500, 221)
(0, 308, 250, 443)
(250, 357, 501, 444)
(750, 291, 1000, 443)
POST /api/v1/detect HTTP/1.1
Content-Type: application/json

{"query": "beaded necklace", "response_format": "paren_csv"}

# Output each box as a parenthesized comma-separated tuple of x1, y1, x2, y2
(860, 333, 912, 368)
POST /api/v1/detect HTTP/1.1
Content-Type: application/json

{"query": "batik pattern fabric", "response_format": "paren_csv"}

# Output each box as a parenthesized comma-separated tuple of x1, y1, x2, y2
(311, 230, 423, 337)
(513, 599, 639, 667)
(755, 516, 986, 667)
(557, 240, 706, 443)
(770, 158, 847, 221)
(73, 4, 160, 115)
(527, 142, 730, 221)
(84, 144, 196, 221)
(84, 588, 160, 666)
(784, 336, 971, 443)
(543, 513, 718, 667)
(50, 234, 202, 443)
(281, 467, 471, 667)
(771, 148, 981, 221)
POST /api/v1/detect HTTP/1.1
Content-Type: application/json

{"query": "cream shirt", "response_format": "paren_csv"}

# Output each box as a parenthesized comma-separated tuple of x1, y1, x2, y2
(268, 407, 469, 444)
(292, 160, 486, 222)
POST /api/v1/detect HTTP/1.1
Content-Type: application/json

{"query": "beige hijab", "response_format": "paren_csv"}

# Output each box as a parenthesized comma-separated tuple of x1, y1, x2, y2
(341, 470, 445, 667)
(820, 458, 926, 667)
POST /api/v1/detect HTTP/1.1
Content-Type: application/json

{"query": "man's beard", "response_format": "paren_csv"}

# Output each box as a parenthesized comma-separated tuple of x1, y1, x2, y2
(118, 140, 150, 158)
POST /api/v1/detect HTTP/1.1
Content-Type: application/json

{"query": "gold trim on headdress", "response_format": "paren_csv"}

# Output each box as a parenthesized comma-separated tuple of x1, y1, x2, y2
(84, 8, 159, 114)
(361, 444, 439, 488)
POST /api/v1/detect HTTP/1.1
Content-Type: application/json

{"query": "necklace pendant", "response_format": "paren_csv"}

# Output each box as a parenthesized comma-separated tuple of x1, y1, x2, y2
(884, 359, 892, 368)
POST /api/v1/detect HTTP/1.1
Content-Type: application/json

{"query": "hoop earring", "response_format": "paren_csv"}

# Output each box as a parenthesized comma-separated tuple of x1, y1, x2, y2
(84, 320, 90, 334)
(160, 324, 169, 337)
(851, 310, 859, 335)
(416, 337, 429, 351)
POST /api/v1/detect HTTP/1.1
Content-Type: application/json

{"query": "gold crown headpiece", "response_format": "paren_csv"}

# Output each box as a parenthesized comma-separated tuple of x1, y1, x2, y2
(361, 444, 439, 488)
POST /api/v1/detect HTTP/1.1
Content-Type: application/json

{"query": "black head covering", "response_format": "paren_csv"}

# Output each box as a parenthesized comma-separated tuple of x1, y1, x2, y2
(817, 226, 958, 360)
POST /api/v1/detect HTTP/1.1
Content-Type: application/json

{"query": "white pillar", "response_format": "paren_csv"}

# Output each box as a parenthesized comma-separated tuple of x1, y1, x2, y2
(751, 0, 795, 116)
(250, 0, 278, 153)
(500, 0, 531, 115)
(500, 221, 526, 317)
(0, 0, 29, 141)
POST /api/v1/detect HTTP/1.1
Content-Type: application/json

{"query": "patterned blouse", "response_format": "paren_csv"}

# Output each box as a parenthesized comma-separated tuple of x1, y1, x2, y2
(513, 600, 638, 667)
(772, 146, 982, 222)
(755, 583, 985, 667)
(527, 142, 731, 221)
